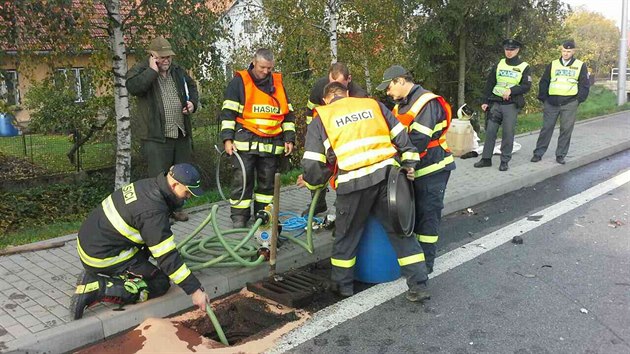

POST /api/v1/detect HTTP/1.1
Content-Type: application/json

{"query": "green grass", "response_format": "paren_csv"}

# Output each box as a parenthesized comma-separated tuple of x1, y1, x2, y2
(0, 220, 82, 249)
(185, 189, 224, 208)
(0, 134, 114, 173)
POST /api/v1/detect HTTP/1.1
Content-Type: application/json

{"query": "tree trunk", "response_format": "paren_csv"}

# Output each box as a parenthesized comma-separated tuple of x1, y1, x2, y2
(363, 56, 372, 94)
(326, 0, 339, 63)
(66, 119, 109, 165)
(457, 33, 466, 108)
(105, 0, 132, 189)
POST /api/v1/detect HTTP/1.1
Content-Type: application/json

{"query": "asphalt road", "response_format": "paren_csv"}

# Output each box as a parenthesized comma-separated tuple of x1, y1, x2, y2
(285, 150, 630, 354)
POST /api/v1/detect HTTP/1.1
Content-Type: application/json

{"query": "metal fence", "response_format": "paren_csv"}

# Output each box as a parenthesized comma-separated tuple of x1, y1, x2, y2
(0, 131, 116, 182)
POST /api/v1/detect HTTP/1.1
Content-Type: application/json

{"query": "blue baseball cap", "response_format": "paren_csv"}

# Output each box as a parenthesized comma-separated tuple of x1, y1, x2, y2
(170, 163, 203, 197)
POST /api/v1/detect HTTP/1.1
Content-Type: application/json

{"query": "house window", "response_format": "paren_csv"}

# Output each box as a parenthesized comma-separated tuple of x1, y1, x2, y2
(0, 70, 20, 106)
(243, 19, 255, 34)
(55, 67, 93, 102)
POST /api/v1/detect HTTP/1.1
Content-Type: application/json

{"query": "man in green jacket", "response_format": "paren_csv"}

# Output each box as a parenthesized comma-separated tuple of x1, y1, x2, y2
(126, 36, 199, 222)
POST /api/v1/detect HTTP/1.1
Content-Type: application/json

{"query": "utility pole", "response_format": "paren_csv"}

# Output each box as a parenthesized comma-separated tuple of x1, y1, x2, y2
(618, 0, 628, 105)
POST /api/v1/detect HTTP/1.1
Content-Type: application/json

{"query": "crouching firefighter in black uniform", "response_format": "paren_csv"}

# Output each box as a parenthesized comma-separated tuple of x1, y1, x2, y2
(298, 82, 430, 302)
(70, 163, 209, 319)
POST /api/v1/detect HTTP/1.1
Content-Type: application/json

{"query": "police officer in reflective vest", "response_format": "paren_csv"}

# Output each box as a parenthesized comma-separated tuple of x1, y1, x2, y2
(298, 82, 430, 302)
(71, 163, 209, 319)
(220, 48, 296, 228)
(474, 38, 532, 171)
(376, 65, 455, 275)
(531, 39, 589, 165)
(302, 62, 368, 217)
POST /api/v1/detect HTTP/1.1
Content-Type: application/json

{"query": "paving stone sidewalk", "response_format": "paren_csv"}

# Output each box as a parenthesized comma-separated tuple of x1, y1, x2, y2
(0, 111, 628, 353)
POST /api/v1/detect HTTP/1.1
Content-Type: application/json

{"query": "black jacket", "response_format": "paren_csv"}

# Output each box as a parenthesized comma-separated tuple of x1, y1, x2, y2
(395, 85, 455, 177)
(538, 57, 590, 106)
(219, 65, 296, 155)
(126, 59, 199, 143)
(483, 56, 532, 109)
(306, 77, 368, 122)
(77, 173, 201, 295)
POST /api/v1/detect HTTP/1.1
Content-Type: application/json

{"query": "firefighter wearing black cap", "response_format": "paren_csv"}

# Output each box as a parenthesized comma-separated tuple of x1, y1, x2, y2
(376, 65, 455, 274)
(298, 82, 430, 302)
(70, 163, 209, 320)
(531, 39, 589, 165)
(302, 62, 368, 216)
(474, 38, 532, 171)
(220, 48, 296, 228)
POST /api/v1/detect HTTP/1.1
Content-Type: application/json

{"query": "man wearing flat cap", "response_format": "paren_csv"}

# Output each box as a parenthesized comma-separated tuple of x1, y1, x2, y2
(531, 39, 589, 165)
(126, 36, 199, 222)
(474, 38, 532, 171)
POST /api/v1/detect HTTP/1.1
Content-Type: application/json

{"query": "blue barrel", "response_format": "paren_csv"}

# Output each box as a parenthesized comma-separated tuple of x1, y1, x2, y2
(0, 113, 19, 137)
(354, 217, 401, 283)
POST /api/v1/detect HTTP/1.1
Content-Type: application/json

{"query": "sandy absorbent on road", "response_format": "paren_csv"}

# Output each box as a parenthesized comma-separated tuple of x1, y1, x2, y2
(76, 288, 310, 353)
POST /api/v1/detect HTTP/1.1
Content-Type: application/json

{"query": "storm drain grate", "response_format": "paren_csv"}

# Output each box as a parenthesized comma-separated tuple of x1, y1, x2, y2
(246, 270, 331, 308)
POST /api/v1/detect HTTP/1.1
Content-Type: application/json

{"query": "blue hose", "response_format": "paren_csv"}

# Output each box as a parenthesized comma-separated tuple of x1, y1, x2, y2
(278, 212, 323, 238)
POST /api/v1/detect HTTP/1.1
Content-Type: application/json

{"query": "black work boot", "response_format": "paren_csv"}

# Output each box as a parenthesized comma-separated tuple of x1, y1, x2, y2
(70, 271, 100, 320)
(499, 161, 509, 171)
(331, 283, 354, 297)
(406, 282, 431, 302)
(301, 202, 327, 217)
(70, 272, 145, 320)
(171, 211, 189, 222)
(232, 216, 248, 229)
(474, 158, 492, 168)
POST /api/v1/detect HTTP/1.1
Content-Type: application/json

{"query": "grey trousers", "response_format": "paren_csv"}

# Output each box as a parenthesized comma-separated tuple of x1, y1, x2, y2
(482, 103, 519, 163)
(143, 132, 192, 177)
(533, 100, 578, 158)
(332, 181, 428, 292)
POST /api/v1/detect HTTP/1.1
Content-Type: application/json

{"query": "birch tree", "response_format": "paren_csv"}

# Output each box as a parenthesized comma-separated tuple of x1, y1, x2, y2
(105, 0, 132, 188)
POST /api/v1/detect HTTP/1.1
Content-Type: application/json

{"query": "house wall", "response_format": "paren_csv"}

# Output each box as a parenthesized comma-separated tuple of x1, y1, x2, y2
(0, 54, 138, 124)
(213, 0, 269, 75)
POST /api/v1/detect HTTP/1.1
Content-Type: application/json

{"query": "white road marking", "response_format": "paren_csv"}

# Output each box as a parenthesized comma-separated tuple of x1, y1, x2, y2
(269, 169, 630, 353)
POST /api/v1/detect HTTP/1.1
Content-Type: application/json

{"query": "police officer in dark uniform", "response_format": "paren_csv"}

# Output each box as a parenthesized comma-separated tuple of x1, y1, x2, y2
(302, 62, 368, 216)
(531, 39, 589, 164)
(474, 39, 532, 171)
(70, 163, 209, 319)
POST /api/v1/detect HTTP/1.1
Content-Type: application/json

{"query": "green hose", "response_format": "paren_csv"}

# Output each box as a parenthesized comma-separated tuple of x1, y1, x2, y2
(177, 204, 266, 269)
(206, 305, 229, 346)
(176, 187, 325, 345)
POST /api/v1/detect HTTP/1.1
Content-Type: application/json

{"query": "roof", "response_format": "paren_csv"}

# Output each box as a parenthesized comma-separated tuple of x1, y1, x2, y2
(0, 0, 236, 53)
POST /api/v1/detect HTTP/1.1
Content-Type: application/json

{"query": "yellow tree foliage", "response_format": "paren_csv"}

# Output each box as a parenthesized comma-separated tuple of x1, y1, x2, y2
(564, 7, 619, 77)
